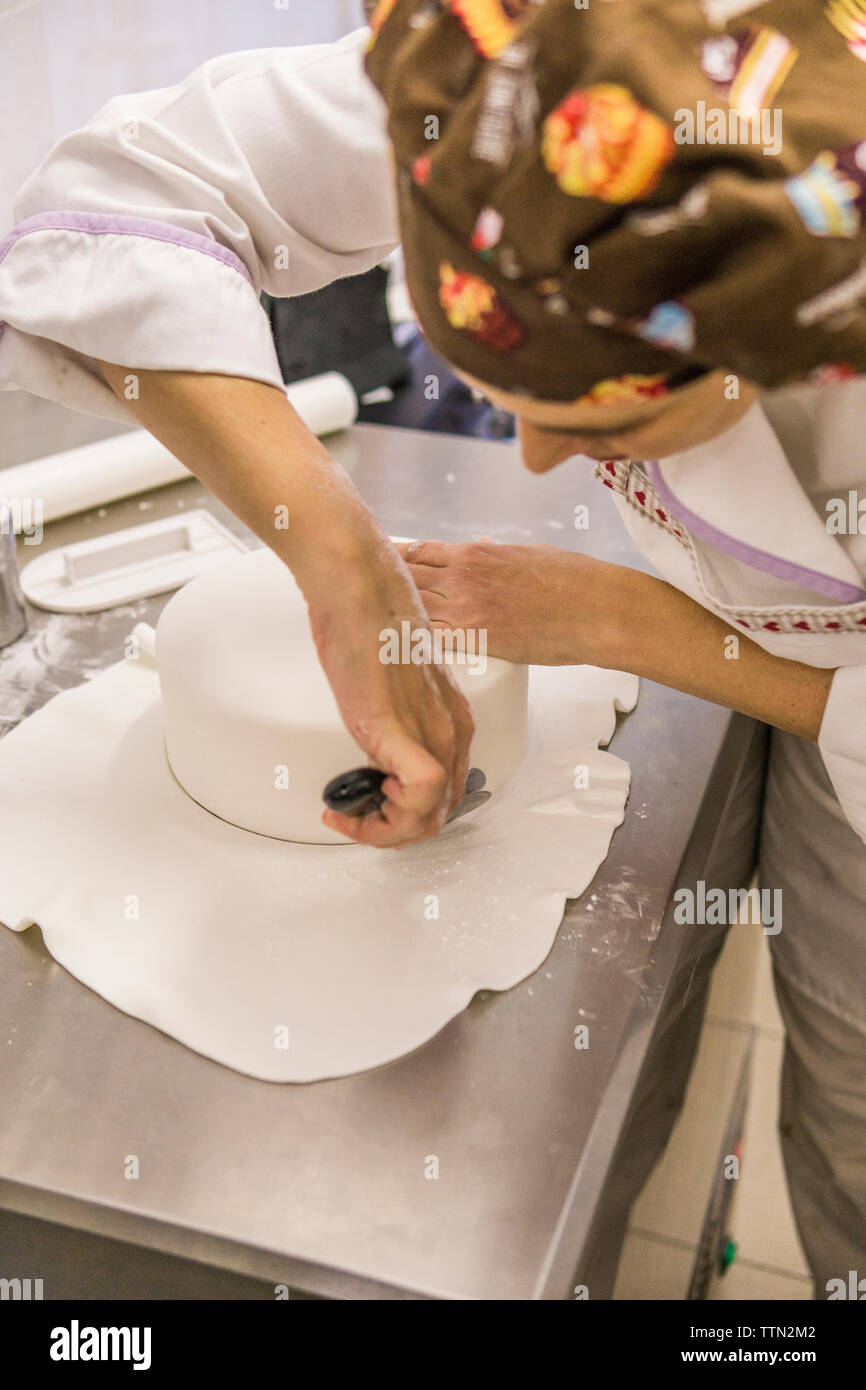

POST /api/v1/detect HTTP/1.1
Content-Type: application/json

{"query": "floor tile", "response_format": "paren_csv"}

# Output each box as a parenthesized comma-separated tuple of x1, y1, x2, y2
(726, 1033, 809, 1277)
(613, 1232, 695, 1300)
(752, 938, 784, 1037)
(708, 1258, 812, 1300)
(706, 921, 762, 1028)
(629, 1020, 751, 1246)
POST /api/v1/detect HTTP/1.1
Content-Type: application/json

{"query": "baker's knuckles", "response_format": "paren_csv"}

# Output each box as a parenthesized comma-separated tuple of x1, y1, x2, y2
(418, 543, 515, 647)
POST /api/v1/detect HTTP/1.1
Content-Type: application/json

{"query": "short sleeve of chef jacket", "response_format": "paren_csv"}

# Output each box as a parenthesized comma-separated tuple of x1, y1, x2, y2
(0, 27, 399, 423)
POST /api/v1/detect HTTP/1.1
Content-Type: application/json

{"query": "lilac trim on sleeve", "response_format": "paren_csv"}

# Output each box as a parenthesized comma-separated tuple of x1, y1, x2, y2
(646, 460, 866, 605)
(0, 211, 254, 283)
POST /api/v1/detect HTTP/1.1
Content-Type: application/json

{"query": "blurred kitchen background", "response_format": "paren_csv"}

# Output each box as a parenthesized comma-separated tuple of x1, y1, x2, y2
(0, 0, 367, 233)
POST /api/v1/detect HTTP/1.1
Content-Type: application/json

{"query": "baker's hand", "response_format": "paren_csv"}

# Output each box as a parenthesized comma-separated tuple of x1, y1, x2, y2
(395, 539, 623, 667)
(306, 558, 474, 848)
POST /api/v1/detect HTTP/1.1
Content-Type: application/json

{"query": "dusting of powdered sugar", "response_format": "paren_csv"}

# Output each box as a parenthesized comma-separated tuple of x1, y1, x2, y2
(0, 601, 152, 732)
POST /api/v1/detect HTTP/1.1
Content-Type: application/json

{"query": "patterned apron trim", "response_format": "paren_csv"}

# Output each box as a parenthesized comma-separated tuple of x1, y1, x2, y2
(594, 457, 866, 634)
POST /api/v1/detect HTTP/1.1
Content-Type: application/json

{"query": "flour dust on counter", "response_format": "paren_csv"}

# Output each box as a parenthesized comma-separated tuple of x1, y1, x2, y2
(0, 601, 151, 729)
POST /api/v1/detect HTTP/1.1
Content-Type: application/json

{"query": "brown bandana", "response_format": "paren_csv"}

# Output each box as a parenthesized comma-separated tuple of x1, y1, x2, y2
(364, 0, 866, 406)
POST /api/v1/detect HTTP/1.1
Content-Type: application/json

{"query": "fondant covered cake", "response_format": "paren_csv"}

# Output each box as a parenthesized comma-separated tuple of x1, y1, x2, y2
(156, 547, 528, 844)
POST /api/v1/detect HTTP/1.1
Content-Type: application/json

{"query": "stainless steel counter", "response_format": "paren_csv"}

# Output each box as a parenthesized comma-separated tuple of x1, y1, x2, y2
(0, 420, 754, 1300)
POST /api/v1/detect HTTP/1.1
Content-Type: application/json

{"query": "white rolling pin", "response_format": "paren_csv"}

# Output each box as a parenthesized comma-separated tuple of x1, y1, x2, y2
(0, 371, 358, 524)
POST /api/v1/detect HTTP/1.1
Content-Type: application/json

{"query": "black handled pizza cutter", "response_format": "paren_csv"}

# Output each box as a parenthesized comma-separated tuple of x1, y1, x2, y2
(323, 765, 490, 824)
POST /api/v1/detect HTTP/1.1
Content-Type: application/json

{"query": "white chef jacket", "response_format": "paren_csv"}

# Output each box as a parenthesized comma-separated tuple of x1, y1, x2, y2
(1, 26, 865, 847)
(0, 28, 400, 420)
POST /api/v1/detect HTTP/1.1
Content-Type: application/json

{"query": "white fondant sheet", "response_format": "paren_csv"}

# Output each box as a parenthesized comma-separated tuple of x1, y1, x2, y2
(0, 648, 637, 1082)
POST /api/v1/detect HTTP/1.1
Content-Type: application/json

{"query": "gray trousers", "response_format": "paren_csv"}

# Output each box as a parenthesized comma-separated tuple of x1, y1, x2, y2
(589, 720, 866, 1298)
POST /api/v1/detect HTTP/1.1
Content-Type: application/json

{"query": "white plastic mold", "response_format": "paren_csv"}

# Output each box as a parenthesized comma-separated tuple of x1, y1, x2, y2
(20, 509, 249, 613)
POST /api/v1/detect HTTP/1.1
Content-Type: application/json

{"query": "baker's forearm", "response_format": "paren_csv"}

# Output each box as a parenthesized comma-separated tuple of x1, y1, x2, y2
(94, 362, 392, 603)
(399, 539, 835, 741)
(607, 567, 834, 741)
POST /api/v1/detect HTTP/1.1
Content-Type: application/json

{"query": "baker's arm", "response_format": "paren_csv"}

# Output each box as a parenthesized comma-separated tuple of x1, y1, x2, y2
(605, 564, 866, 842)
(400, 539, 863, 813)
(600, 563, 833, 742)
(397, 541, 831, 737)
(94, 361, 473, 848)
(624, 595, 866, 843)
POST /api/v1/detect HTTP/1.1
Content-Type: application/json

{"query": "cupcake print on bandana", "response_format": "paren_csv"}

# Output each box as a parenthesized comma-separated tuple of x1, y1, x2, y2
(808, 362, 860, 384)
(786, 141, 866, 236)
(470, 207, 505, 259)
(438, 263, 527, 351)
(825, 0, 866, 62)
(449, 0, 532, 58)
(636, 301, 696, 353)
(541, 85, 675, 203)
(589, 301, 697, 354)
(577, 374, 670, 407)
(699, 25, 798, 112)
